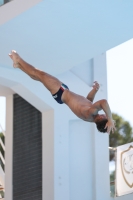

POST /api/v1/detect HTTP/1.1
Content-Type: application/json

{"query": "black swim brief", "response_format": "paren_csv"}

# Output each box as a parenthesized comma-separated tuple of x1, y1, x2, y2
(52, 83, 69, 104)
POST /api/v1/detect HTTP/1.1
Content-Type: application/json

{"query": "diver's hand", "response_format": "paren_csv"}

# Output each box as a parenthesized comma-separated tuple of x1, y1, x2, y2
(105, 119, 116, 134)
(93, 81, 100, 91)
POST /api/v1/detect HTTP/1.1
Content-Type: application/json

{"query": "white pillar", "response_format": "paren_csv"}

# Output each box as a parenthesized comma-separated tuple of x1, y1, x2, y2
(42, 110, 54, 200)
(5, 94, 13, 200)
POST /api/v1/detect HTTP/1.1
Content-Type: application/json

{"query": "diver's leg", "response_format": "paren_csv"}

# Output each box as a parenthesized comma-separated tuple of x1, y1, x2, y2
(9, 50, 62, 94)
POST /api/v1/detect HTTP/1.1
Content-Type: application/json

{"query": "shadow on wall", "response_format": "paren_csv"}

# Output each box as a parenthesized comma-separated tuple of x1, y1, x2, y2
(0, 0, 11, 6)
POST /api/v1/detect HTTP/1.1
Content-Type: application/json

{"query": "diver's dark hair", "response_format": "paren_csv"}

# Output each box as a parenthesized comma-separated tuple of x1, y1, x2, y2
(96, 119, 108, 133)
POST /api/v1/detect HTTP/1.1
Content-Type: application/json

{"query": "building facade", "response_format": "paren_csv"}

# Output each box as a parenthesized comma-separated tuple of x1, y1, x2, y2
(0, 1, 133, 200)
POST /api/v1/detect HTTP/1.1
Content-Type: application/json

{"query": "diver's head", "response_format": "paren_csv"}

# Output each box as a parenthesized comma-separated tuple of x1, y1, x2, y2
(95, 114, 108, 133)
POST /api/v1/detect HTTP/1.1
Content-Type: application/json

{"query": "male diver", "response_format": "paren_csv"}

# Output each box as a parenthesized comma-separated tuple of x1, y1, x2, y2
(9, 50, 116, 134)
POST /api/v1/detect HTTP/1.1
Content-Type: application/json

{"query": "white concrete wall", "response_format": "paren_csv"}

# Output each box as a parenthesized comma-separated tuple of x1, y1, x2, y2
(69, 120, 94, 200)
(0, 0, 42, 25)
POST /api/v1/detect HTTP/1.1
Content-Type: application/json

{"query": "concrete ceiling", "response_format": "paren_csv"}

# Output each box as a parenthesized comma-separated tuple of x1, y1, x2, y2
(0, 0, 133, 75)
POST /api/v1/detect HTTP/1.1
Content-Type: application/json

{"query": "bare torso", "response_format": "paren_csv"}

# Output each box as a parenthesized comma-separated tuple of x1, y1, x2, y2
(62, 90, 95, 122)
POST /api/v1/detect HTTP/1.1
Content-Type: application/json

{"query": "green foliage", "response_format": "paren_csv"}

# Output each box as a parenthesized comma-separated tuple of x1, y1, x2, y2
(110, 171, 115, 182)
(110, 172, 115, 198)
(0, 132, 5, 144)
(109, 113, 133, 161)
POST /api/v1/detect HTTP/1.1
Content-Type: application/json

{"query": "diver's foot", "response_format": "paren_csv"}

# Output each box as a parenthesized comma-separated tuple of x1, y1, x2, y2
(9, 50, 20, 68)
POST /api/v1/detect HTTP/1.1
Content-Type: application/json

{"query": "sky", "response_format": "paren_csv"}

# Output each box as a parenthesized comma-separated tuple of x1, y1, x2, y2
(107, 38, 133, 127)
(0, 38, 133, 131)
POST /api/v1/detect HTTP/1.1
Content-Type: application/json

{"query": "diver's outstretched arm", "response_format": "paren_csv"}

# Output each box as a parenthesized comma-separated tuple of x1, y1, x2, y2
(86, 81, 99, 102)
